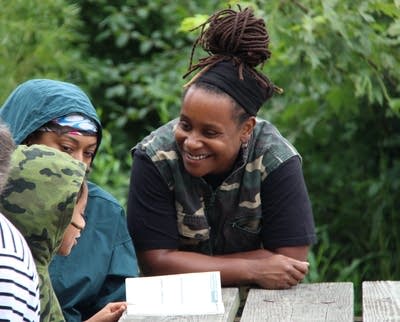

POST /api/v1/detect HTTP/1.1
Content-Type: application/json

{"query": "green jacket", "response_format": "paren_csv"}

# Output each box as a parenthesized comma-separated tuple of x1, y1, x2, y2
(134, 118, 299, 254)
(0, 145, 86, 322)
(0, 79, 139, 321)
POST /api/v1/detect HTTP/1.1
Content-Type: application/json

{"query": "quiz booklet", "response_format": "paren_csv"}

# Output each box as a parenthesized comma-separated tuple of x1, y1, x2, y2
(122, 271, 224, 318)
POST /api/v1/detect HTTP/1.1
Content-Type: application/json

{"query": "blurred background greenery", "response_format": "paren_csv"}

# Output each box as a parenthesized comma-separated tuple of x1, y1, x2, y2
(1, 0, 399, 314)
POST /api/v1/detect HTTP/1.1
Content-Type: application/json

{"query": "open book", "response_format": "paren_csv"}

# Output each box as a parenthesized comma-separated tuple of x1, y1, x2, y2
(121, 271, 225, 318)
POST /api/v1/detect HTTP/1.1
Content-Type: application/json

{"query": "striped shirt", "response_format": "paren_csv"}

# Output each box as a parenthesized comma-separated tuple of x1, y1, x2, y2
(0, 213, 40, 321)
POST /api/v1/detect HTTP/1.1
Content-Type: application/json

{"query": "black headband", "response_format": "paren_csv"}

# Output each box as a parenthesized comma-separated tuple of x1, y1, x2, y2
(196, 60, 271, 115)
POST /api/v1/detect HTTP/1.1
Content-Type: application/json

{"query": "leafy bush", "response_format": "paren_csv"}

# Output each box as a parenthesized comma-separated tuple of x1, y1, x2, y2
(0, 0, 89, 102)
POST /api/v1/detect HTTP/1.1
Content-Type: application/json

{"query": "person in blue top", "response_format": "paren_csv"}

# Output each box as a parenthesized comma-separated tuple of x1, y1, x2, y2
(0, 79, 139, 321)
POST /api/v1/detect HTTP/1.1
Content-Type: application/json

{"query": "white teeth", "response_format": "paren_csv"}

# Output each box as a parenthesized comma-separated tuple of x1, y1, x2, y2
(186, 153, 208, 160)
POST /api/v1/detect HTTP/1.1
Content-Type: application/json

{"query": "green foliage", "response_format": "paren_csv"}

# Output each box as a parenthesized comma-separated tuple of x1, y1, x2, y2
(89, 129, 132, 207)
(71, 0, 222, 199)
(0, 0, 89, 103)
(74, 2, 184, 137)
(249, 0, 400, 314)
(1, 0, 400, 315)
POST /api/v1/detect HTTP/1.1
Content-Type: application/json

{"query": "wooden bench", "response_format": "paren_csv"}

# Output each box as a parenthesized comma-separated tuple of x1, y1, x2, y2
(363, 280, 400, 321)
(240, 282, 354, 321)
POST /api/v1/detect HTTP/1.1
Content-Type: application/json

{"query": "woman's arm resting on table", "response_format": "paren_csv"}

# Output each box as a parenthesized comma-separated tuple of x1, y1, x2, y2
(138, 248, 309, 290)
(220, 245, 309, 261)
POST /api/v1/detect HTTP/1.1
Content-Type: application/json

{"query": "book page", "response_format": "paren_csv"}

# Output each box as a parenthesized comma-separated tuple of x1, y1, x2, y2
(124, 271, 224, 316)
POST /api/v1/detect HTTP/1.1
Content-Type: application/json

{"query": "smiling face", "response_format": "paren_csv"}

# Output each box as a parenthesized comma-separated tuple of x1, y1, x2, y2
(58, 182, 88, 256)
(175, 85, 255, 177)
(26, 131, 98, 167)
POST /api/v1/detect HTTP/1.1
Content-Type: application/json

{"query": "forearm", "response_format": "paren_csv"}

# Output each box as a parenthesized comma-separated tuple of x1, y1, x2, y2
(138, 247, 310, 289)
(139, 249, 254, 286)
(218, 246, 309, 261)
(217, 248, 274, 260)
(275, 245, 309, 261)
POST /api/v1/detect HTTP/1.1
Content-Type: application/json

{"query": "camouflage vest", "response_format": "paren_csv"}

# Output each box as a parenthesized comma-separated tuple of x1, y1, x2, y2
(134, 118, 299, 255)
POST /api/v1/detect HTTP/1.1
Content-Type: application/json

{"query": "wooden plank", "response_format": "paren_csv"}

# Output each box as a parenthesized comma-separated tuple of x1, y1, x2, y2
(363, 281, 400, 321)
(240, 282, 353, 322)
(118, 287, 240, 322)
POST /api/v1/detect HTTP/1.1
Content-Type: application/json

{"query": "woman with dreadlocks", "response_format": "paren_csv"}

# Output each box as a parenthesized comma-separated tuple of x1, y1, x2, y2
(127, 6, 316, 289)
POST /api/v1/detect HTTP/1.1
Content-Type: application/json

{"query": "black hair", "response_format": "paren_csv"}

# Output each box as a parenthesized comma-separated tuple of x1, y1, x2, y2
(183, 6, 281, 97)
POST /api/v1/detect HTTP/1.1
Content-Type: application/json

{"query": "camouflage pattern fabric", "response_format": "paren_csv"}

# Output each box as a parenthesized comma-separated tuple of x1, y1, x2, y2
(0, 144, 86, 322)
(133, 118, 299, 255)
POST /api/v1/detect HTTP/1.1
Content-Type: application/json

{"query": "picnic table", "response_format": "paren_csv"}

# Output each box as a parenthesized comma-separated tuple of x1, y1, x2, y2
(240, 282, 354, 322)
(120, 281, 400, 321)
(363, 280, 400, 321)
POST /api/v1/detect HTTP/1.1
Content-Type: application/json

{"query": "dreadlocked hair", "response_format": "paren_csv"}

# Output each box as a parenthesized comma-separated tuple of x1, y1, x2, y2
(183, 6, 282, 94)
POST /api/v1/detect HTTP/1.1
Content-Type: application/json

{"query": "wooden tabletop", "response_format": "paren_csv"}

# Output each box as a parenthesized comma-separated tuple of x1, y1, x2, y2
(240, 282, 354, 322)
(118, 287, 240, 322)
(363, 280, 400, 321)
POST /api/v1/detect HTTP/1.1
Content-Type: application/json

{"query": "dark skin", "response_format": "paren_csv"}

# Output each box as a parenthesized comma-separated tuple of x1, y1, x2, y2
(138, 86, 310, 289)
(25, 131, 97, 167)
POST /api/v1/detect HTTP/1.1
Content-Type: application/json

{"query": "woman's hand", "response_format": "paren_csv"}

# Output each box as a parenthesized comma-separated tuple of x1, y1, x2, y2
(85, 302, 127, 322)
(249, 254, 309, 289)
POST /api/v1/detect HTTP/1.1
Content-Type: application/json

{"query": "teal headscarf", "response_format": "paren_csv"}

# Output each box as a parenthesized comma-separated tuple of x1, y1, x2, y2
(0, 79, 102, 158)
(0, 144, 86, 322)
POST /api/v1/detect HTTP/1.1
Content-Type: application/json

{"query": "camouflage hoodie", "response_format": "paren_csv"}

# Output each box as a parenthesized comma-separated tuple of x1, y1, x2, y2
(0, 145, 86, 322)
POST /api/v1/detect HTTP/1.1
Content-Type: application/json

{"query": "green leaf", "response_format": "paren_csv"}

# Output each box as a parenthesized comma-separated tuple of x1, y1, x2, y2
(178, 14, 208, 32)
(389, 98, 400, 113)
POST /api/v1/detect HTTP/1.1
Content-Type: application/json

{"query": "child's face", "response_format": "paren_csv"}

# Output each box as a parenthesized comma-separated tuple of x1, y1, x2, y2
(58, 183, 88, 256)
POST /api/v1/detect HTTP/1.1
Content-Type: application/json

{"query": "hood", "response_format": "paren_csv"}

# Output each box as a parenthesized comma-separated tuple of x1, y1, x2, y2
(0, 78, 102, 157)
(0, 144, 86, 267)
